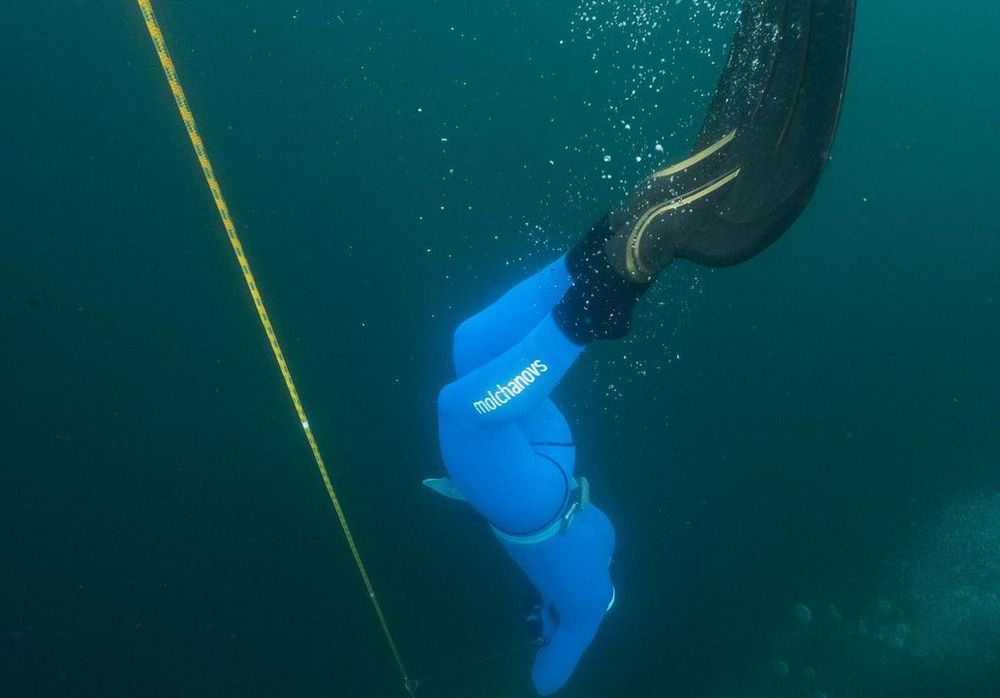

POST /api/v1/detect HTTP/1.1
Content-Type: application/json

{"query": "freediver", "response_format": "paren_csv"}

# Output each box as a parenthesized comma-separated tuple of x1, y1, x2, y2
(430, 1, 856, 693)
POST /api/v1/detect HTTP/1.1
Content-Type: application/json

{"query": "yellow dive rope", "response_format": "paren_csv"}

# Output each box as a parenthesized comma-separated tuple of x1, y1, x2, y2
(134, 2, 416, 694)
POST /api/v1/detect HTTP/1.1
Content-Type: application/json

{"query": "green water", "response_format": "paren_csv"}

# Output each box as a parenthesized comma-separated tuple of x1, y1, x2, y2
(1, 2, 998, 697)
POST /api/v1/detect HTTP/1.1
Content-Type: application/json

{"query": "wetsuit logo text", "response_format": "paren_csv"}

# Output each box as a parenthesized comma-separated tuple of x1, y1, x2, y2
(472, 359, 549, 414)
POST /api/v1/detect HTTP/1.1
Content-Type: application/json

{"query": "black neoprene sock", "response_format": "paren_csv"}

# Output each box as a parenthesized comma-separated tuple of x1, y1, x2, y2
(552, 216, 651, 345)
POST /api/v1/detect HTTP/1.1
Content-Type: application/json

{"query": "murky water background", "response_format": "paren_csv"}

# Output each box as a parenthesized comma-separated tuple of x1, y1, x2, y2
(2, 2, 998, 696)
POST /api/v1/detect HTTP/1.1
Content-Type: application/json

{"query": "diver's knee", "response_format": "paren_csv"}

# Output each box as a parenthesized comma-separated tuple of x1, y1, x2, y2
(436, 383, 462, 422)
(451, 318, 482, 375)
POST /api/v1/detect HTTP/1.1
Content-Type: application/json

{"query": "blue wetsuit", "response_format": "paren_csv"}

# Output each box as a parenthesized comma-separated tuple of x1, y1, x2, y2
(437, 256, 616, 695)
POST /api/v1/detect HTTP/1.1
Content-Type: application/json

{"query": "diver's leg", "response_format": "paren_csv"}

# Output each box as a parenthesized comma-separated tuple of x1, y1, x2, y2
(439, 419, 569, 534)
(438, 411, 616, 696)
(500, 506, 616, 695)
(440, 393, 614, 696)
(440, 312, 583, 431)
(452, 256, 572, 376)
(439, 310, 614, 694)
(438, 310, 583, 532)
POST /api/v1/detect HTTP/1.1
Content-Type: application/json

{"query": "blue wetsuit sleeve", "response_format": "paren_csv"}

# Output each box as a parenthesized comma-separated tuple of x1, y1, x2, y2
(439, 313, 583, 429)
